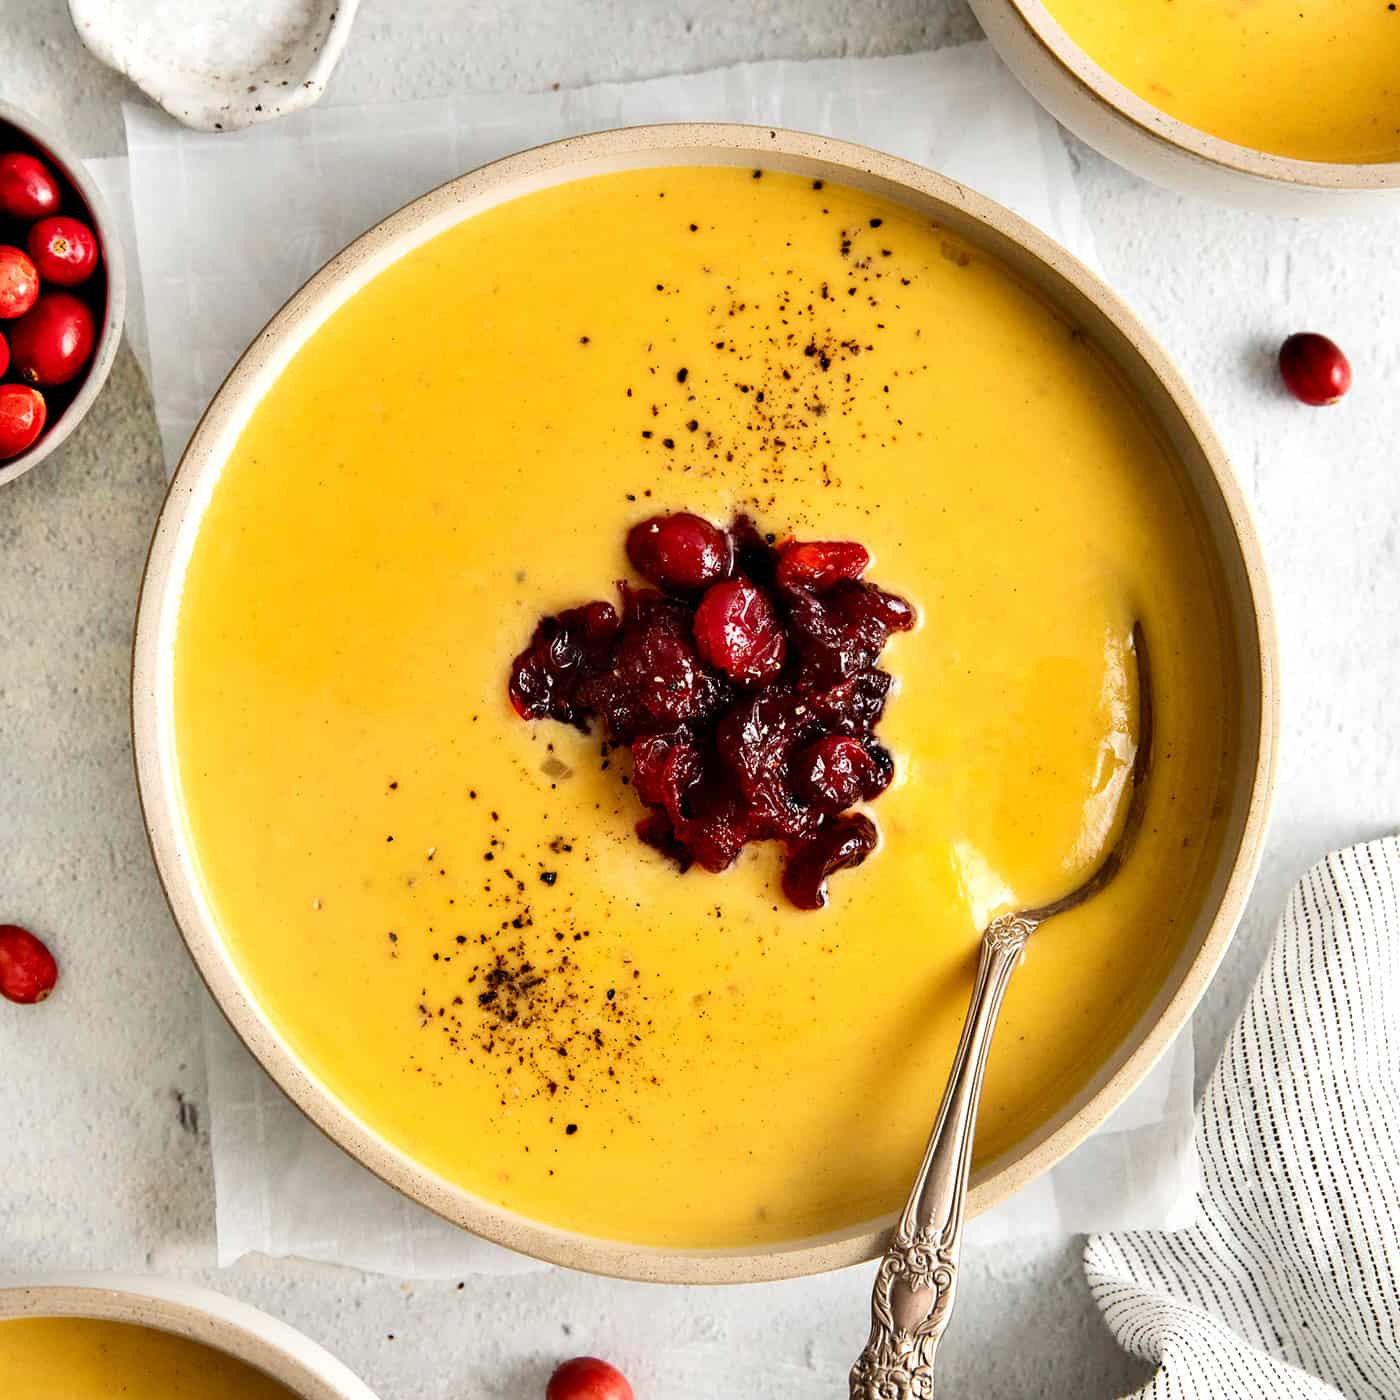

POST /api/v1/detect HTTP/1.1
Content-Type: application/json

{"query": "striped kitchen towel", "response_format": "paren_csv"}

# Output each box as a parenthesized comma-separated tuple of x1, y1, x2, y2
(1086, 836, 1400, 1399)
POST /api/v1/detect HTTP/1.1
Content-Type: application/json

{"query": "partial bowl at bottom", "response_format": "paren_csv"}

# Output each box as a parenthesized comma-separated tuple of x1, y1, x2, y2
(0, 1275, 380, 1399)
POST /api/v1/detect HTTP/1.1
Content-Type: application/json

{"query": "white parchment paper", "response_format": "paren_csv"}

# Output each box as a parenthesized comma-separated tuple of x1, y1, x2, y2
(95, 40, 1197, 1277)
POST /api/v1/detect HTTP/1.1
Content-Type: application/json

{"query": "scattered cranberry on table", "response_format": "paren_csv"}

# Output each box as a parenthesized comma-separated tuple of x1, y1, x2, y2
(546, 1357, 634, 1400)
(1278, 332, 1351, 406)
(8, 291, 95, 387)
(0, 152, 61, 221)
(0, 924, 58, 1005)
(0, 245, 40, 319)
(0, 383, 46, 458)
(26, 215, 99, 287)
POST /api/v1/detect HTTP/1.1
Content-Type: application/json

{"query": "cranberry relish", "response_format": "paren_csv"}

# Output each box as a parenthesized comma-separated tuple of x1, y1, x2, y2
(508, 512, 915, 909)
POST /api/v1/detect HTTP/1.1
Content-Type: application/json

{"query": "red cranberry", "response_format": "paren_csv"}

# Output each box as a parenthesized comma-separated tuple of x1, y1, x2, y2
(581, 586, 731, 738)
(26, 215, 99, 287)
(783, 814, 879, 910)
(630, 732, 702, 823)
(777, 539, 870, 592)
(1279, 332, 1351, 406)
(682, 788, 752, 872)
(546, 1358, 634, 1400)
(9, 291, 96, 386)
(693, 579, 786, 684)
(0, 245, 39, 319)
(627, 512, 733, 593)
(0, 924, 58, 1004)
(793, 735, 877, 814)
(0, 153, 61, 221)
(508, 601, 619, 727)
(0, 384, 46, 460)
(716, 686, 819, 843)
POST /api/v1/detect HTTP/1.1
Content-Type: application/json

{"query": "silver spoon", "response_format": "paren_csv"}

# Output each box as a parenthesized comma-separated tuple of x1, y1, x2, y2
(850, 622, 1153, 1398)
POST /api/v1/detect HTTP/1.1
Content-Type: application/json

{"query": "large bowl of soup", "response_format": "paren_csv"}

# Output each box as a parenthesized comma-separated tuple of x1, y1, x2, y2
(971, 0, 1400, 212)
(0, 1276, 379, 1399)
(132, 124, 1278, 1283)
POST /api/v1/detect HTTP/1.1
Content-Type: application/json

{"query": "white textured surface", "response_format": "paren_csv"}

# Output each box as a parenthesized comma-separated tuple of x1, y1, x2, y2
(1, 1, 1397, 1396)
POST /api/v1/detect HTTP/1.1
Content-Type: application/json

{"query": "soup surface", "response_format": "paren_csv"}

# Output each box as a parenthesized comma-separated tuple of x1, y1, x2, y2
(0, 1317, 297, 1399)
(1043, 0, 1400, 163)
(173, 165, 1235, 1249)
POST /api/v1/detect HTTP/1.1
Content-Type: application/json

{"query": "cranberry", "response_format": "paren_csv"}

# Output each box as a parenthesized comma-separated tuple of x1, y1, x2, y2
(693, 579, 786, 684)
(580, 586, 731, 739)
(793, 735, 878, 813)
(0, 328, 9, 378)
(508, 601, 619, 727)
(0, 153, 61, 221)
(26, 215, 99, 287)
(716, 687, 819, 842)
(546, 1357, 634, 1400)
(9, 291, 96, 386)
(0, 384, 46, 461)
(0, 245, 39, 319)
(626, 511, 733, 593)
(809, 669, 892, 736)
(630, 732, 702, 823)
(0, 924, 58, 1004)
(1279, 332, 1351, 406)
(783, 814, 879, 910)
(777, 539, 870, 592)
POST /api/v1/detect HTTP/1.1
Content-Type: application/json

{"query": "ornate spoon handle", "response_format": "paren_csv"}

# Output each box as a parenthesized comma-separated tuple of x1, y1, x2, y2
(849, 910, 1036, 1399)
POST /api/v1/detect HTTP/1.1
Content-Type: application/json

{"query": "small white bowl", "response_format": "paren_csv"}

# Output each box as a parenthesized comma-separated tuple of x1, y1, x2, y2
(970, 0, 1400, 213)
(0, 101, 127, 487)
(0, 1275, 380, 1400)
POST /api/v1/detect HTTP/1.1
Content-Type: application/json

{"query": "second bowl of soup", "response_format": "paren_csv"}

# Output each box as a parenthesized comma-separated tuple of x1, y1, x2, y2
(971, 0, 1400, 210)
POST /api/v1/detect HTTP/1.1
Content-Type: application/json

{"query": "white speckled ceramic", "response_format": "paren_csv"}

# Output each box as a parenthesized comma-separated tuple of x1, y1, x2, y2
(0, 1275, 380, 1399)
(970, 0, 1400, 213)
(0, 100, 127, 489)
(132, 123, 1278, 1284)
(68, 0, 360, 133)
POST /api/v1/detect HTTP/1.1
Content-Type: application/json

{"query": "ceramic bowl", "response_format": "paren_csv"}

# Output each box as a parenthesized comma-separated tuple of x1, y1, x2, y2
(0, 1275, 379, 1398)
(132, 122, 1278, 1284)
(0, 101, 127, 487)
(969, 0, 1400, 213)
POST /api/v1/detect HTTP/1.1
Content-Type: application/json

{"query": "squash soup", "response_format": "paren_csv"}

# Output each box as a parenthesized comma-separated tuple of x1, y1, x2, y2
(173, 166, 1235, 1249)
(0, 1318, 297, 1399)
(1042, 0, 1400, 164)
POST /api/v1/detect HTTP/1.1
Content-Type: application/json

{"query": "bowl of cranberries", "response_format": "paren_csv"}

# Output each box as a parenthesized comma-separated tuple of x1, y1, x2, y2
(0, 101, 126, 485)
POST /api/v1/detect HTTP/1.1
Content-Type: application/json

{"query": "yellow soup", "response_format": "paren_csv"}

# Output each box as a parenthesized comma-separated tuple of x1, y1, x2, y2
(173, 166, 1236, 1249)
(0, 1317, 297, 1399)
(1043, 0, 1400, 163)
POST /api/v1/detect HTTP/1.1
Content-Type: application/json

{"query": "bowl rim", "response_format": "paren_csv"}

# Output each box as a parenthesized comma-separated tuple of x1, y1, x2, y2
(131, 120, 1279, 1285)
(0, 1274, 379, 1399)
(0, 99, 128, 487)
(987, 0, 1400, 190)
